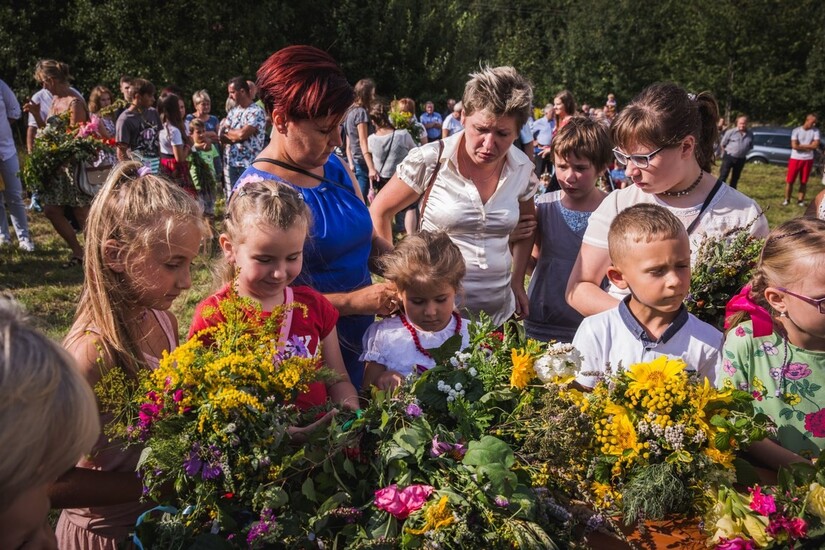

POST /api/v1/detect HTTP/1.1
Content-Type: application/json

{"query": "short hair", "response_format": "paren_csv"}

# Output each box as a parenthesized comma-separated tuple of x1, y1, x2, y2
(228, 76, 249, 93)
(256, 45, 354, 121)
(550, 115, 613, 172)
(189, 118, 205, 132)
(462, 66, 533, 129)
(0, 299, 99, 513)
(192, 89, 211, 106)
(88, 85, 113, 114)
(611, 82, 720, 173)
(608, 203, 687, 265)
(130, 78, 155, 98)
(119, 75, 134, 85)
(380, 231, 466, 293)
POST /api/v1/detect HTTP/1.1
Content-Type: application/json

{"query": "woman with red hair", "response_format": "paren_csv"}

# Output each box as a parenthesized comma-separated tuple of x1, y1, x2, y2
(230, 45, 396, 390)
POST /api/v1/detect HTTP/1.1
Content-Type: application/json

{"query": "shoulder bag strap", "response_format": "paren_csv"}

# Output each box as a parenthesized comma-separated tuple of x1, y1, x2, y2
(686, 178, 724, 235)
(253, 157, 353, 193)
(417, 140, 445, 232)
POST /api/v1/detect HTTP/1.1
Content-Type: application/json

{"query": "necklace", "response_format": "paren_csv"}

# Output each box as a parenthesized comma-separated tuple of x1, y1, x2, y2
(399, 312, 462, 359)
(658, 170, 703, 197)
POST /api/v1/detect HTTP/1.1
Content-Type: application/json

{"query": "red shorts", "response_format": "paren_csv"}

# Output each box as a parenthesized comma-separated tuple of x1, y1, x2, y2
(786, 158, 814, 184)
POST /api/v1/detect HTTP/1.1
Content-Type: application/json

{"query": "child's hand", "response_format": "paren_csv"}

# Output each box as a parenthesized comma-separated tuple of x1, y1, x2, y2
(376, 370, 404, 391)
(287, 409, 338, 444)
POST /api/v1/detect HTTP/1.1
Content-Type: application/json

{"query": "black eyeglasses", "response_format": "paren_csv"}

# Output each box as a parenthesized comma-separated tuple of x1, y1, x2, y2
(612, 146, 665, 169)
(777, 288, 825, 314)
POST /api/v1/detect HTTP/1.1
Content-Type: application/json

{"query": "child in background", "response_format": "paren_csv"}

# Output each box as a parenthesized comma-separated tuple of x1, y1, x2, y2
(158, 93, 196, 196)
(721, 217, 825, 467)
(365, 97, 416, 202)
(53, 162, 208, 547)
(525, 116, 611, 343)
(361, 231, 470, 391)
(573, 203, 722, 388)
(189, 179, 359, 412)
(0, 300, 99, 550)
(188, 117, 219, 219)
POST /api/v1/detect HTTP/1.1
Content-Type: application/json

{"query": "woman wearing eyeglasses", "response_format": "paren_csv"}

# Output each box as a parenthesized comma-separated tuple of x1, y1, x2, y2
(567, 82, 769, 317)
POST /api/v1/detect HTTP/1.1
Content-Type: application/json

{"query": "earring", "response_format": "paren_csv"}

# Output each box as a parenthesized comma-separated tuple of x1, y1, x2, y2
(779, 311, 787, 318)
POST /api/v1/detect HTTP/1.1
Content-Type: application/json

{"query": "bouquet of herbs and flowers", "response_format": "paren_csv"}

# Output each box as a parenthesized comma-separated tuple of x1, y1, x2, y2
(293, 316, 577, 549)
(705, 461, 825, 549)
(99, 291, 345, 547)
(20, 111, 116, 192)
(518, 355, 774, 531)
(686, 223, 764, 329)
(389, 99, 425, 144)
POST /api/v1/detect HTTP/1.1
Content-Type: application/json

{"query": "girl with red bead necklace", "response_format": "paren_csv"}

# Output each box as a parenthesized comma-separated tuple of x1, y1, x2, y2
(361, 231, 471, 391)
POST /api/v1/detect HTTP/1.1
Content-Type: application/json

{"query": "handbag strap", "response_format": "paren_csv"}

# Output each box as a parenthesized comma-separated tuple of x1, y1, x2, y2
(417, 140, 445, 232)
(253, 157, 354, 194)
(686, 178, 724, 235)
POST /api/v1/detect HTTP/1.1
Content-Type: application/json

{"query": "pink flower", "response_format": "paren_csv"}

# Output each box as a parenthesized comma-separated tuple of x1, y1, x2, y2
(782, 362, 812, 380)
(716, 537, 755, 550)
(804, 409, 825, 438)
(172, 389, 184, 402)
(373, 484, 433, 519)
(767, 515, 807, 539)
(735, 326, 746, 337)
(748, 486, 776, 516)
(723, 359, 736, 376)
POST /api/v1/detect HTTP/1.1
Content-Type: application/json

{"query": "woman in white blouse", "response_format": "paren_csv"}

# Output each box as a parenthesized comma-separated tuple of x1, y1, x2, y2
(370, 66, 538, 327)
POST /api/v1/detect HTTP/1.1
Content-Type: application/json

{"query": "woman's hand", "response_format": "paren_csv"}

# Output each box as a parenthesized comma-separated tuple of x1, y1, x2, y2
(509, 213, 537, 243)
(287, 409, 338, 444)
(328, 282, 399, 317)
(511, 279, 530, 320)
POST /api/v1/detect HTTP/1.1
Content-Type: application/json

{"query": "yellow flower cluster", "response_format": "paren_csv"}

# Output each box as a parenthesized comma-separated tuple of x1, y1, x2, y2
(595, 403, 642, 468)
(624, 356, 688, 413)
(591, 481, 622, 509)
(407, 496, 455, 535)
(510, 348, 535, 389)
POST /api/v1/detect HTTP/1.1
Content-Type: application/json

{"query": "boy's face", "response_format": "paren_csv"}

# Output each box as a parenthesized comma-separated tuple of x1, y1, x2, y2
(608, 234, 691, 316)
(191, 128, 205, 144)
(554, 152, 599, 199)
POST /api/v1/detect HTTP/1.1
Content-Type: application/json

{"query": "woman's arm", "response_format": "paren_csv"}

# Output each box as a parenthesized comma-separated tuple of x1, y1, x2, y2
(369, 175, 420, 243)
(510, 199, 536, 319)
(527, 210, 543, 275)
(69, 99, 88, 125)
(324, 283, 397, 317)
(322, 329, 360, 410)
(566, 243, 619, 316)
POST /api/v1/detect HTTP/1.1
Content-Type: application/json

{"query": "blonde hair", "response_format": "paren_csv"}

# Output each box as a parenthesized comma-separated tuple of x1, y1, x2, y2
(379, 231, 466, 293)
(192, 89, 211, 106)
(221, 179, 312, 282)
(68, 161, 207, 375)
(608, 203, 687, 265)
(34, 59, 71, 84)
(0, 299, 99, 513)
(462, 66, 533, 129)
(735, 218, 825, 325)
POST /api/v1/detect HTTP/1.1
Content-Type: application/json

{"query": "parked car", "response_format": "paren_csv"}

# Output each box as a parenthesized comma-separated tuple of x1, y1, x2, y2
(746, 126, 823, 175)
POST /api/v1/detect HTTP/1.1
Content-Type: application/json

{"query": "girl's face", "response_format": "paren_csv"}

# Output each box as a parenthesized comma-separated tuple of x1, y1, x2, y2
(462, 109, 518, 167)
(123, 221, 202, 310)
(553, 98, 567, 117)
(617, 139, 692, 195)
(178, 99, 186, 120)
(99, 94, 112, 108)
(0, 484, 57, 550)
(400, 280, 457, 333)
(280, 115, 344, 169)
(554, 152, 600, 201)
(770, 258, 825, 350)
(220, 221, 306, 311)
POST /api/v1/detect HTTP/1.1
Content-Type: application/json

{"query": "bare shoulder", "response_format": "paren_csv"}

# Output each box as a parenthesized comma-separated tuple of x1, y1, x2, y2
(64, 328, 107, 387)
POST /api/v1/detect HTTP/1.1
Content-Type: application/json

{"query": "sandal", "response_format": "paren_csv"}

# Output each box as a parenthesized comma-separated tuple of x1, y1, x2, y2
(61, 255, 83, 269)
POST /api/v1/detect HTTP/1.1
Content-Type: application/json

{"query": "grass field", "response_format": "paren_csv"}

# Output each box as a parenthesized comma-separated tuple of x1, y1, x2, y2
(0, 162, 817, 341)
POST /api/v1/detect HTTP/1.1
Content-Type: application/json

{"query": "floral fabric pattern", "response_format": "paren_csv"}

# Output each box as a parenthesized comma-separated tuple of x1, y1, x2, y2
(720, 320, 825, 458)
(223, 103, 265, 168)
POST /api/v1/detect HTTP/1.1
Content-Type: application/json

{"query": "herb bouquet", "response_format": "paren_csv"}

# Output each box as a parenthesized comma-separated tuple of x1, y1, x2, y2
(114, 294, 339, 547)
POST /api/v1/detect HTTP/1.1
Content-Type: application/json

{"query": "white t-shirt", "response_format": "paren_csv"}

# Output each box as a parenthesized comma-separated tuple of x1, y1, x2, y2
(790, 126, 821, 161)
(0, 79, 21, 161)
(397, 132, 539, 326)
(159, 123, 184, 156)
(582, 182, 769, 300)
(572, 298, 722, 388)
(360, 314, 471, 377)
(442, 113, 464, 137)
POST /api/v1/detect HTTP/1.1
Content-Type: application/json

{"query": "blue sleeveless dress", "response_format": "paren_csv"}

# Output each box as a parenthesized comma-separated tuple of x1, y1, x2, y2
(234, 155, 374, 389)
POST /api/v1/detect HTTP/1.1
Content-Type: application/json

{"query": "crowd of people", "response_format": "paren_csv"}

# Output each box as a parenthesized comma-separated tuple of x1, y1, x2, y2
(0, 45, 824, 548)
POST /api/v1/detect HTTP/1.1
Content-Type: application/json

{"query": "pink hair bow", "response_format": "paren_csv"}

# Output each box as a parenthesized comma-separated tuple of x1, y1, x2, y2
(725, 284, 774, 337)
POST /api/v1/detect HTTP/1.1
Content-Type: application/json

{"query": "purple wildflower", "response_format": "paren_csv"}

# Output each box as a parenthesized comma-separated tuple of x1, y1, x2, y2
(494, 496, 509, 508)
(405, 403, 422, 418)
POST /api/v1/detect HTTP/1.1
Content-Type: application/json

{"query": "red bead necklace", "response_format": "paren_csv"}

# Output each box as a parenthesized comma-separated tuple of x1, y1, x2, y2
(399, 312, 462, 359)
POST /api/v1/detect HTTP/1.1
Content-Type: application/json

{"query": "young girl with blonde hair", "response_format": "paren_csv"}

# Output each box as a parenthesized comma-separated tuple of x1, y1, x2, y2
(0, 300, 99, 550)
(53, 161, 209, 548)
(361, 231, 470, 390)
(189, 178, 359, 412)
(721, 217, 825, 469)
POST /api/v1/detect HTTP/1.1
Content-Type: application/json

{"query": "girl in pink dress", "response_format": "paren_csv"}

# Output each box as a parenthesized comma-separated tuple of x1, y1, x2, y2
(53, 162, 209, 549)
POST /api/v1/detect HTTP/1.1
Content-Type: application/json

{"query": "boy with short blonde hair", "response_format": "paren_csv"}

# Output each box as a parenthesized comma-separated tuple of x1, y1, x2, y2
(573, 203, 722, 387)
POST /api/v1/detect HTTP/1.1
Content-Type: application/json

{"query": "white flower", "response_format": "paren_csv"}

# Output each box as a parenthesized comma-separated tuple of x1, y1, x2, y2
(454, 382, 463, 391)
(468, 367, 478, 377)
(447, 396, 455, 403)
(533, 344, 582, 383)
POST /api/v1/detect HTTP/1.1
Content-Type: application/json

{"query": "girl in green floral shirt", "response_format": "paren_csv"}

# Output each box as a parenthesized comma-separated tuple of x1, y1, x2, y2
(721, 217, 825, 467)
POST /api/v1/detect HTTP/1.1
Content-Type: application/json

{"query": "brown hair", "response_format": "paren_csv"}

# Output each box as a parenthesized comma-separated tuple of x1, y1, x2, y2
(608, 203, 687, 265)
(88, 85, 113, 114)
(550, 115, 613, 172)
(369, 97, 392, 129)
(67, 162, 207, 375)
(221, 179, 312, 282)
(353, 78, 376, 109)
(611, 82, 719, 172)
(34, 59, 71, 84)
(554, 89, 576, 121)
(462, 66, 533, 129)
(379, 231, 466, 293)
